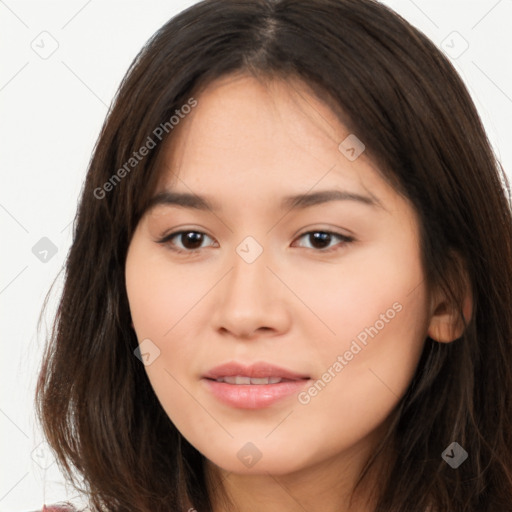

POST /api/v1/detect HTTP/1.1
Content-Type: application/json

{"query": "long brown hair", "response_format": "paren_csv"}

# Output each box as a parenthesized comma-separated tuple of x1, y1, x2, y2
(35, 0, 512, 510)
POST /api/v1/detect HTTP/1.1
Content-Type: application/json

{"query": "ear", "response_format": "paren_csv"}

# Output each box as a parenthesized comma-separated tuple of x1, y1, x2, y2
(427, 254, 473, 343)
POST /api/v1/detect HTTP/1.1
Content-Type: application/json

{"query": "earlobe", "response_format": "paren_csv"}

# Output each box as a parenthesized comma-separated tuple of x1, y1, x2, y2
(427, 294, 472, 342)
(427, 255, 473, 343)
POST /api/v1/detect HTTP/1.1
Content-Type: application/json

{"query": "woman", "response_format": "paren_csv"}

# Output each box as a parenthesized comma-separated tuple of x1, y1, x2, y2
(35, 0, 512, 510)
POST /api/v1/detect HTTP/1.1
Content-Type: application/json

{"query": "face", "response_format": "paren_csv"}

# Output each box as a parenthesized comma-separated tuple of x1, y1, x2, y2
(125, 73, 431, 476)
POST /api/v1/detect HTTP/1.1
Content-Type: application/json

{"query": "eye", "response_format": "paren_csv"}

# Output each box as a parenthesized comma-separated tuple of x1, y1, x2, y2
(292, 230, 354, 252)
(157, 230, 217, 254)
(157, 229, 353, 255)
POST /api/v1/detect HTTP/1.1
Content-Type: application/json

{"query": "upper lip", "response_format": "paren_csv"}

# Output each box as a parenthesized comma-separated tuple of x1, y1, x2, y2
(203, 361, 310, 381)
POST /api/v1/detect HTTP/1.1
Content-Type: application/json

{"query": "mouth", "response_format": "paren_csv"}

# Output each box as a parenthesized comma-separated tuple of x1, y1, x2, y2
(203, 361, 310, 381)
(208, 376, 295, 385)
(201, 361, 311, 409)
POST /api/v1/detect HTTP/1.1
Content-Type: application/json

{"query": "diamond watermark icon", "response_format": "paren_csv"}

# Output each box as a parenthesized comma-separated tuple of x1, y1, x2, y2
(237, 442, 262, 468)
(134, 338, 161, 366)
(441, 31, 469, 60)
(32, 237, 58, 263)
(236, 236, 263, 264)
(31, 31, 59, 60)
(31, 441, 56, 469)
(338, 134, 365, 161)
(441, 441, 468, 468)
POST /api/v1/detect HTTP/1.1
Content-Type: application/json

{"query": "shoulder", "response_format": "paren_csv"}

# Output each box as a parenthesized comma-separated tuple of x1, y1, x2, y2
(31, 505, 79, 512)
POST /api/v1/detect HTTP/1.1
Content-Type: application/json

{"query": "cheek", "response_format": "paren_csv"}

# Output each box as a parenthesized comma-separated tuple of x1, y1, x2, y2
(125, 240, 223, 372)
(126, 241, 209, 340)
(125, 245, 209, 438)
(286, 290, 428, 472)
(293, 233, 428, 354)
(296, 241, 429, 432)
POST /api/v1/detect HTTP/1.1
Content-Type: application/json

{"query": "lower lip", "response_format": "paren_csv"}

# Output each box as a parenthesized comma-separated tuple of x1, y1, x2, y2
(202, 378, 310, 409)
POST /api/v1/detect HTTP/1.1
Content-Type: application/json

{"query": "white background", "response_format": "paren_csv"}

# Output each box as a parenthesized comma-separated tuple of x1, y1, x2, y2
(1, 0, 511, 510)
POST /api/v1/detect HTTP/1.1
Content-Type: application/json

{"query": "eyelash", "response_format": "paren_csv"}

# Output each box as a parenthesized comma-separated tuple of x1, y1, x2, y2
(156, 229, 354, 255)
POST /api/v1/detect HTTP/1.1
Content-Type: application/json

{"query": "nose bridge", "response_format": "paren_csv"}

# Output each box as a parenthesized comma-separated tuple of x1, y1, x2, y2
(212, 234, 290, 336)
(228, 235, 272, 302)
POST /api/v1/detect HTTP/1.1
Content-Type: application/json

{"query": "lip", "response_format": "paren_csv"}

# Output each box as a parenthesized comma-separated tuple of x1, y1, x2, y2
(203, 361, 310, 381)
(201, 361, 311, 409)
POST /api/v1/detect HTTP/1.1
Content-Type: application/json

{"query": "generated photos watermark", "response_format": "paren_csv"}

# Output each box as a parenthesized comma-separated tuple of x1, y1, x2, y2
(298, 301, 403, 405)
(94, 97, 197, 200)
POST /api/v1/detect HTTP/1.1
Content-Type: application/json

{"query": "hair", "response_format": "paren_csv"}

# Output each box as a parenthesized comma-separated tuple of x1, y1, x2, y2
(35, 0, 512, 511)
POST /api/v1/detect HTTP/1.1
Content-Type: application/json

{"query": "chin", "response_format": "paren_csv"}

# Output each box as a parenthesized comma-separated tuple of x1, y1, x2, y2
(200, 442, 315, 476)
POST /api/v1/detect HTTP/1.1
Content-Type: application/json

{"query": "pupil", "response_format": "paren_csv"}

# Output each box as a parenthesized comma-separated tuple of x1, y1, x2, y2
(183, 232, 203, 249)
(311, 232, 330, 248)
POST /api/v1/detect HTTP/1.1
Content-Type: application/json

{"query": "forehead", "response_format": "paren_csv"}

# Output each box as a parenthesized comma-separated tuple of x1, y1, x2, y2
(151, 73, 395, 211)
(163, 74, 348, 162)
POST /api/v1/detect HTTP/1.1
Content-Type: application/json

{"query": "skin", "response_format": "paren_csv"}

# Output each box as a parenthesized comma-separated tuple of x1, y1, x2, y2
(125, 73, 468, 512)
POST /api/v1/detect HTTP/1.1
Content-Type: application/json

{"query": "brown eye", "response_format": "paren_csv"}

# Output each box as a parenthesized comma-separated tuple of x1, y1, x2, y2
(294, 231, 354, 251)
(176, 231, 205, 250)
(157, 230, 215, 253)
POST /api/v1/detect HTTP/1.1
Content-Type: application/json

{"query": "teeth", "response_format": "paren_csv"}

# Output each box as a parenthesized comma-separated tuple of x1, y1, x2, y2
(216, 376, 284, 385)
(251, 377, 272, 385)
(234, 376, 251, 385)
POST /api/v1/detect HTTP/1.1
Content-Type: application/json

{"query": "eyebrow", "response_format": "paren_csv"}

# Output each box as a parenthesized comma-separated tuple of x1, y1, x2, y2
(146, 189, 382, 213)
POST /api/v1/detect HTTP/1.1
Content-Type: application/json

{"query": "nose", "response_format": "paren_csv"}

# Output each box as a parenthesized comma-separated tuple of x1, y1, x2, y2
(211, 244, 292, 340)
